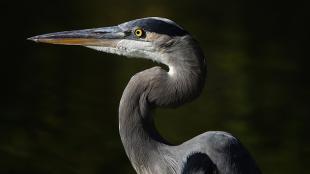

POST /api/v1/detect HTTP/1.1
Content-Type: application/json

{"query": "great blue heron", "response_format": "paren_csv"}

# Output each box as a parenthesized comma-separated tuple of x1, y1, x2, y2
(29, 17, 261, 174)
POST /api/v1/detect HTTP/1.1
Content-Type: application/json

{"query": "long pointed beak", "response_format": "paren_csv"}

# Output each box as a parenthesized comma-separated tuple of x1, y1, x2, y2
(28, 26, 125, 47)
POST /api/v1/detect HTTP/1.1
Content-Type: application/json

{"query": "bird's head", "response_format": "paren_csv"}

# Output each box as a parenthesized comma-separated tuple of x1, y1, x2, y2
(28, 17, 204, 74)
(29, 17, 206, 107)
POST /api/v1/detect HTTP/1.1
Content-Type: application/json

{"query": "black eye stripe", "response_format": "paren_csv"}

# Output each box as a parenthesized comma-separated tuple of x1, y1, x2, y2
(128, 19, 188, 36)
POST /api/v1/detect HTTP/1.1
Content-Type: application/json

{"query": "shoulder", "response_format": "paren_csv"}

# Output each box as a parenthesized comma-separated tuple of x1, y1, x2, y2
(202, 131, 240, 152)
(179, 132, 261, 174)
(193, 131, 261, 174)
(185, 131, 239, 150)
(181, 131, 245, 161)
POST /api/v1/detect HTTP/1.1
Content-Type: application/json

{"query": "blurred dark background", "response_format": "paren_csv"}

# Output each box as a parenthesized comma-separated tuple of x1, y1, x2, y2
(1, 0, 309, 173)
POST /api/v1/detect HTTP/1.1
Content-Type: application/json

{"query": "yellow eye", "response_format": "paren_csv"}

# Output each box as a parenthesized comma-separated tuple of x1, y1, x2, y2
(134, 28, 144, 37)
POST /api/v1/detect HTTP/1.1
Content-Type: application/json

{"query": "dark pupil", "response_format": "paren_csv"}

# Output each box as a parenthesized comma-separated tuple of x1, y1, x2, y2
(136, 30, 141, 35)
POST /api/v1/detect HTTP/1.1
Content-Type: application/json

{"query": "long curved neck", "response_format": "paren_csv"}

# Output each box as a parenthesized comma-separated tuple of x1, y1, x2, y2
(118, 37, 206, 173)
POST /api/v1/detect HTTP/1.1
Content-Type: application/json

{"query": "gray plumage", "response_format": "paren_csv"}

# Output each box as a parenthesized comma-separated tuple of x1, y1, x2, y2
(29, 17, 261, 174)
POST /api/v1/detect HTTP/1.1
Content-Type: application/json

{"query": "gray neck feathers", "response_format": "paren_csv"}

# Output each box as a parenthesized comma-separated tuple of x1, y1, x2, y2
(118, 36, 206, 173)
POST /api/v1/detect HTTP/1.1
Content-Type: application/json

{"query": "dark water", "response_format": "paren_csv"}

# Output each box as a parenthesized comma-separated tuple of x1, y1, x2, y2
(1, 0, 309, 173)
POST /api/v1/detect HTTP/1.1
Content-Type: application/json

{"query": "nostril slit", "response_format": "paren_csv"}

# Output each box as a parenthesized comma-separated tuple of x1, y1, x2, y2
(124, 30, 131, 36)
(93, 31, 109, 34)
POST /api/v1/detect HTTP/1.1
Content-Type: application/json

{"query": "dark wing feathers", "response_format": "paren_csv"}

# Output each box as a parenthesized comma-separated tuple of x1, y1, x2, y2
(181, 132, 261, 174)
(181, 152, 218, 174)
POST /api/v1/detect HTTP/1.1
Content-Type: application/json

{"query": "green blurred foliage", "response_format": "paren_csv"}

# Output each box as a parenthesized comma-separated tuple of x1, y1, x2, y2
(1, 0, 309, 173)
